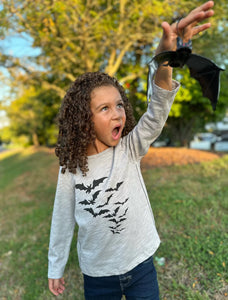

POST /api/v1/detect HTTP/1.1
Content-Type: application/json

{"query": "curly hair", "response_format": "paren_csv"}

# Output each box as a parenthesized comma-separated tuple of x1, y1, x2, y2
(55, 72, 136, 175)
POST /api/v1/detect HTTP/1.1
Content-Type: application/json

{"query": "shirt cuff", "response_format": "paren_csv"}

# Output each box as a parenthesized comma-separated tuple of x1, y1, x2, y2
(153, 79, 180, 93)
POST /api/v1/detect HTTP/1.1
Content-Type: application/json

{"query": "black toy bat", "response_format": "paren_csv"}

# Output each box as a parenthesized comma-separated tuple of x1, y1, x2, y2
(105, 181, 123, 192)
(79, 190, 101, 206)
(84, 207, 109, 217)
(147, 39, 224, 111)
(75, 177, 107, 194)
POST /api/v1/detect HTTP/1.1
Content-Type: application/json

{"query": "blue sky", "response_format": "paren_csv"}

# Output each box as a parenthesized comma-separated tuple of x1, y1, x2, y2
(0, 33, 42, 128)
(0, 33, 41, 102)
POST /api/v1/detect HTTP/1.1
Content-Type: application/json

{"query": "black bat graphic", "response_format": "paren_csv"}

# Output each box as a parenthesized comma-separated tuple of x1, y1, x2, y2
(118, 208, 128, 218)
(84, 207, 109, 218)
(75, 177, 107, 194)
(108, 217, 127, 224)
(79, 190, 101, 206)
(96, 194, 113, 208)
(147, 38, 224, 111)
(103, 206, 120, 218)
(109, 224, 122, 230)
(110, 228, 125, 234)
(105, 181, 123, 192)
(115, 198, 129, 205)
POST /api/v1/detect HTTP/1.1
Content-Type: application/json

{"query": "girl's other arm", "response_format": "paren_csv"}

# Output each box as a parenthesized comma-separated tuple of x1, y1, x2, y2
(48, 167, 76, 291)
(154, 1, 214, 91)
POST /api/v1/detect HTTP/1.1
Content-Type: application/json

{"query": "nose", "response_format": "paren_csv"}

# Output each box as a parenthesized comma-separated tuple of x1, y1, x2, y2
(111, 107, 122, 120)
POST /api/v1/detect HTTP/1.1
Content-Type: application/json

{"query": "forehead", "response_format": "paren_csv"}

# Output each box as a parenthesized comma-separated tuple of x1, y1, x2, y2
(90, 85, 122, 102)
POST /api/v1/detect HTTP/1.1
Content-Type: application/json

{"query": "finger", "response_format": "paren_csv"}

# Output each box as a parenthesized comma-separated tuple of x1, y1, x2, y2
(57, 285, 65, 294)
(178, 9, 213, 32)
(192, 1, 214, 14)
(161, 22, 172, 39)
(177, 1, 214, 32)
(48, 280, 59, 296)
(56, 278, 66, 294)
(192, 23, 211, 36)
(53, 279, 61, 291)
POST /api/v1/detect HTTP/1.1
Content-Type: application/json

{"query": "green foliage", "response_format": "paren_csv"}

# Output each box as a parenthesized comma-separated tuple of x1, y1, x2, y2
(0, 0, 228, 145)
(2, 86, 60, 146)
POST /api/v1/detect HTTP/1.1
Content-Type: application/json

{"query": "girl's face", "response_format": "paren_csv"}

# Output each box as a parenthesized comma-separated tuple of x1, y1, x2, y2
(88, 85, 126, 155)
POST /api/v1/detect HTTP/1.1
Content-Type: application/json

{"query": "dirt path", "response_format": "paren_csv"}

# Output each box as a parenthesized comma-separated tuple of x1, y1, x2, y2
(141, 147, 220, 169)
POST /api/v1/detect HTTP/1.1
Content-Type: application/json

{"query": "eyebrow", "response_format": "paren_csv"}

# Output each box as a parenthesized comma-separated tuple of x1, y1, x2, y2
(95, 99, 124, 111)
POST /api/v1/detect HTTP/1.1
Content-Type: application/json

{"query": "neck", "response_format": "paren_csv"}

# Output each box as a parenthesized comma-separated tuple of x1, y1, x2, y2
(87, 141, 110, 156)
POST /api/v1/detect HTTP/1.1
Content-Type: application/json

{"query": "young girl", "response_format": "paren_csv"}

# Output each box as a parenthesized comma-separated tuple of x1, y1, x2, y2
(48, 2, 214, 299)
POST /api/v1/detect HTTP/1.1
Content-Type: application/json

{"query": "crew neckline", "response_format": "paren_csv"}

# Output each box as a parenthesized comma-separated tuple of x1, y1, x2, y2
(87, 146, 114, 160)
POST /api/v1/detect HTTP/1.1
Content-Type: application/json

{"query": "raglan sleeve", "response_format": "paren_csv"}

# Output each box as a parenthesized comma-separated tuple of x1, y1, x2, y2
(48, 167, 76, 279)
(125, 80, 180, 160)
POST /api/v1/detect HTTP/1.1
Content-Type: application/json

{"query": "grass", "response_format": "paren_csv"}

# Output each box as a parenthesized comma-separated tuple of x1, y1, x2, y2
(0, 147, 227, 300)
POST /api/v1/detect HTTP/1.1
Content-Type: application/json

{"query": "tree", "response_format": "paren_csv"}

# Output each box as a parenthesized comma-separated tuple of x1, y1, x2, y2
(1, 0, 228, 146)
(1, 0, 175, 95)
(4, 87, 60, 146)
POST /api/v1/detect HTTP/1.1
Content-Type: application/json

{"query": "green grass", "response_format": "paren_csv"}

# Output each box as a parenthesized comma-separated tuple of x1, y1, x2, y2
(0, 147, 227, 299)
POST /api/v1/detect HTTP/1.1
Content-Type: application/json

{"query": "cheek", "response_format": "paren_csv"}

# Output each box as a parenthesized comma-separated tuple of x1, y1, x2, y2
(123, 111, 126, 125)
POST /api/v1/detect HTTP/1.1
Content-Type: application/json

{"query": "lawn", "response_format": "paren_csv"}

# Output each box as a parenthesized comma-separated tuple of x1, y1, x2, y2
(0, 147, 227, 300)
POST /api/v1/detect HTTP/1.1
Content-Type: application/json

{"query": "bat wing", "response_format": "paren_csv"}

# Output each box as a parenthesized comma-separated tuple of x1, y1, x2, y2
(154, 48, 191, 68)
(105, 187, 114, 192)
(103, 214, 113, 218)
(79, 199, 89, 205)
(186, 54, 224, 111)
(116, 181, 124, 190)
(84, 207, 95, 216)
(92, 177, 107, 189)
(92, 190, 101, 200)
(75, 183, 87, 191)
(99, 209, 110, 216)
(114, 206, 120, 215)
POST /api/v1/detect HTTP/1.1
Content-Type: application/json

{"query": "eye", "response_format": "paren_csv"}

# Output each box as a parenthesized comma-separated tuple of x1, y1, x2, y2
(101, 106, 108, 111)
(117, 102, 124, 109)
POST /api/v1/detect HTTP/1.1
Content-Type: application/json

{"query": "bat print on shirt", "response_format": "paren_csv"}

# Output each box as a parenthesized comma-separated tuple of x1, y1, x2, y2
(79, 190, 101, 205)
(103, 206, 120, 218)
(75, 177, 107, 194)
(96, 194, 113, 208)
(76, 177, 129, 234)
(84, 207, 110, 217)
(105, 181, 123, 192)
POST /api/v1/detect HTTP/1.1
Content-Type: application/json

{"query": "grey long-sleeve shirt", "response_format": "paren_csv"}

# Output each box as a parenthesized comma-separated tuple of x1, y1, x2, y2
(48, 80, 180, 278)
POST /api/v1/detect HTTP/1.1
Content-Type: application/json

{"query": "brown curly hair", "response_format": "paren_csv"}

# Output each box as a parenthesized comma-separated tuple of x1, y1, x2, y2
(55, 72, 136, 175)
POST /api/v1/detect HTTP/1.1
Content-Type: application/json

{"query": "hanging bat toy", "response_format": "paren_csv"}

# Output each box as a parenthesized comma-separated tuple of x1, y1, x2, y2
(147, 37, 224, 110)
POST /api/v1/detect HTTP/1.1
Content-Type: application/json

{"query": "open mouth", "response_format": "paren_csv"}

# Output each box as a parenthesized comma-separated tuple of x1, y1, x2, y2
(112, 125, 121, 140)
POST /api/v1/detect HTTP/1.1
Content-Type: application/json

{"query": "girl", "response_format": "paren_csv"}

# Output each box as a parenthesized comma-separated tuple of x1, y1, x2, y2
(48, 2, 214, 299)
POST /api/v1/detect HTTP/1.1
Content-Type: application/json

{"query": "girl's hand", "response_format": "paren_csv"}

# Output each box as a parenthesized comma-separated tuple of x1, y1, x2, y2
(156, 1, 214, 54)
(48, 277, 65, 296)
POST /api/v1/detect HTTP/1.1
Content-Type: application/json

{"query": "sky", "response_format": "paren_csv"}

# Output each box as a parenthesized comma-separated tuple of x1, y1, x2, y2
(0, 33, 41, 101)
(0, 33, 41, 128)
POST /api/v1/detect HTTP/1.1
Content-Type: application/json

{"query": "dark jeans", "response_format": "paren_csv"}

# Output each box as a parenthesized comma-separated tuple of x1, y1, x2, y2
(83, 256, 159, 300)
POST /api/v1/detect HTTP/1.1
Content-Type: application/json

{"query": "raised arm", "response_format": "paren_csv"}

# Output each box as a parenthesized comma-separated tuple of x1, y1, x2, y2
(154, 1, 214, 90)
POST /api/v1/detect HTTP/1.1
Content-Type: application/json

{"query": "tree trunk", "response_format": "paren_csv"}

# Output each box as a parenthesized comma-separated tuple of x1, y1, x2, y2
(32, 132, 40, 147)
